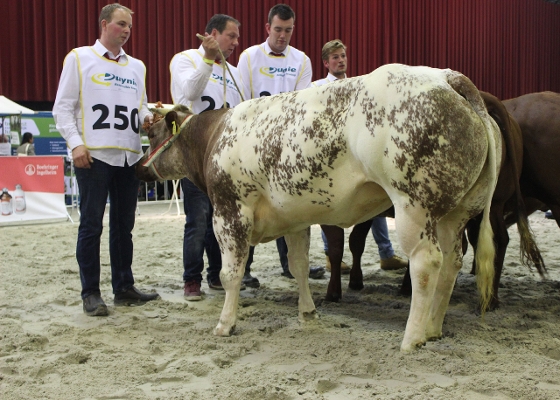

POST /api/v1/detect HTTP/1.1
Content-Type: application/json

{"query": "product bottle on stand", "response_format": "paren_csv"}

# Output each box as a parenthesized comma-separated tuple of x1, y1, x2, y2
(1, 188, 13, 216)
(14, 184, 26, 214)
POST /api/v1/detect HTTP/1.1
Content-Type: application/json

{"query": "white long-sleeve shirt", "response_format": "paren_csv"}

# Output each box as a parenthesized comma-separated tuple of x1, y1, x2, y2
(169, 46, 245, 113)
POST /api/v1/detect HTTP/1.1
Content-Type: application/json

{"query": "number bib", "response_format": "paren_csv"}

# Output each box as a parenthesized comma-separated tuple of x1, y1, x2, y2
(75, 47, 146, 152)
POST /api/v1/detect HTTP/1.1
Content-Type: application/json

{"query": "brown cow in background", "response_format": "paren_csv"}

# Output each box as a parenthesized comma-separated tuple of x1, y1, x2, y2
(504, 92, 560, 227)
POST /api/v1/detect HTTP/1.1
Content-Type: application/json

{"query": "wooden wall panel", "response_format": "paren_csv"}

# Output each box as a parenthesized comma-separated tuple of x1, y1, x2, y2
(1, 0, 558, 106)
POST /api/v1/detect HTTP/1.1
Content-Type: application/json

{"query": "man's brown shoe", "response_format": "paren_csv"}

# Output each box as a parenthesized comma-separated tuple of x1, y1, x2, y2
(184, 281, 203, 301)
(380, 255, 408, 271)
(325, 255, 351, 274)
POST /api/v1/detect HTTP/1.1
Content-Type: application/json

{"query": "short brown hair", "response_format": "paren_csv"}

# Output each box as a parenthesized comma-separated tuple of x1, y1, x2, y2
(99, 3, 133, 30)
(205, 14, 240, 34)
(321, 39, 346, 61)
(268, 4, 295, 24)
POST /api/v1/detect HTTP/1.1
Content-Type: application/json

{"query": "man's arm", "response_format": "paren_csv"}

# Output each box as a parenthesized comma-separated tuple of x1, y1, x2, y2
(52, 51, 93, 168)
(295, 55, 313, 91)
(170, 52, 213, 104)
(53, 51, 82, 151)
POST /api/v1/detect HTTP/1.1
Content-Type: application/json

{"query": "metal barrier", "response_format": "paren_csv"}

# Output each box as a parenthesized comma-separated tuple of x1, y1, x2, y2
(65, 158, 183, 217)
(138, 179, 182, 215)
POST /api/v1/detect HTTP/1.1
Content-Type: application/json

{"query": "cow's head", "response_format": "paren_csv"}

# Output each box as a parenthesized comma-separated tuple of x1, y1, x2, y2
(136, 105, 194, 182)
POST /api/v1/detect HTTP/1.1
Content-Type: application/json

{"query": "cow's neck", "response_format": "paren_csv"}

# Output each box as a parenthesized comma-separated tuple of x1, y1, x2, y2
(179, 110, 228, 194)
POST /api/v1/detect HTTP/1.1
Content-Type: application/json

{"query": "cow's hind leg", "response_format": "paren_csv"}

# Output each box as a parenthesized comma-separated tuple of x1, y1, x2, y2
(396, 213, 443, 352)
(425, 219, 465, 341)
(322, 225, 344, 302)
(348, 219, 372, 290)
(284, 228, 318, 322)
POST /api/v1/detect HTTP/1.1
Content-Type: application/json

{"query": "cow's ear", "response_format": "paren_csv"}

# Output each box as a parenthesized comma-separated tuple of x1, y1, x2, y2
(164, 111, 179, 132)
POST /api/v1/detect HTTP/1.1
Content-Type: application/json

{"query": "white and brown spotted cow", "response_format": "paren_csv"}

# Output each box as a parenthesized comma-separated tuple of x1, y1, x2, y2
(137, 64, 502, 352)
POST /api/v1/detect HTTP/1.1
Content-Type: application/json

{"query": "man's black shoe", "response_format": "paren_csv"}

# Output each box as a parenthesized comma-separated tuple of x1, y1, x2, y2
(208, 277, 246, 291)
(281, 270, 295, 279)
(309, 266, 326, 279)
(242, 273, 261, 288)
(83, 293, 108, 316)
(281, 266, 326, 280)
(114, 286, 160, 306)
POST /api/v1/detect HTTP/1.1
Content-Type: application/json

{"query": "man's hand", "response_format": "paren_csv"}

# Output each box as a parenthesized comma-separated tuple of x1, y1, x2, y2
(72, 145, 93, 169)
(201, 33, 220, 61)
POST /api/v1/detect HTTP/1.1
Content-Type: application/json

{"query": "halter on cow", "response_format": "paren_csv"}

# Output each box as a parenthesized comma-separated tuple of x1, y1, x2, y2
(137, 64, 502, 352)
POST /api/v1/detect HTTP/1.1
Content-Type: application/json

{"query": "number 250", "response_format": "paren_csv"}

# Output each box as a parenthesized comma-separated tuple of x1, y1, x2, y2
(92, 104, 139, 133)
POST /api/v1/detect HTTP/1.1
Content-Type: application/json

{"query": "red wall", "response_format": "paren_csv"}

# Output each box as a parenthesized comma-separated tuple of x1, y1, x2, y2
(1, 0, 559, 106)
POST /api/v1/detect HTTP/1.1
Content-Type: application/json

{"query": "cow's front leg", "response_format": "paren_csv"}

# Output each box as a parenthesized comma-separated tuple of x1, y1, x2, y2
(284, 228, 318, 322)
(213, 243, 247, 336)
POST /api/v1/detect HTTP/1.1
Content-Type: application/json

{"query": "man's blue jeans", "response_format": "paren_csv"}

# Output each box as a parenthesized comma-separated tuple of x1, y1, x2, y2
(370, 216, 394, 260)
(181, 178, 221, 283)
(75, 158, 139, 299)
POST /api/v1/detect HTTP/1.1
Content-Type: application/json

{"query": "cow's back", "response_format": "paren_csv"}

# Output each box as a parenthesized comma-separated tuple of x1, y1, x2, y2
(209, 64, 499, 243)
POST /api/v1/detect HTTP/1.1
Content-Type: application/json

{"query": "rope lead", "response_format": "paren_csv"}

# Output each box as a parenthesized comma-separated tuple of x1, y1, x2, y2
(196, 33, 245, 104)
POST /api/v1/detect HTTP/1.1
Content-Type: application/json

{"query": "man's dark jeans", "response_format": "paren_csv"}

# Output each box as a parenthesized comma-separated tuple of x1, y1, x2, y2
(181, 178, 221, 283)
(75, 158, 139, 299)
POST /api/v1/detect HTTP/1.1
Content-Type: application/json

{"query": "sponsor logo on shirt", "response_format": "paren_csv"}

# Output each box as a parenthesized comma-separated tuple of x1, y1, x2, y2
(91, 73, 138, 91)
(259, 66, 297, 79)
(210, 73, 240, 93)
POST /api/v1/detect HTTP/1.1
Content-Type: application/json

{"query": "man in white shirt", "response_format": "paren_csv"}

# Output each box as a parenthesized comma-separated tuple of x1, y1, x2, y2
(237, 4, 312, 98)
(169, 14, 248, 299)
(312, 39, 408, 273)
(53, 3, 159, 317)
(237, 4, 324, 283)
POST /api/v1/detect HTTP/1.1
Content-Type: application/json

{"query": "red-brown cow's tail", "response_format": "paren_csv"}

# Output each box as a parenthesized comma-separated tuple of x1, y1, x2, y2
(481, 93, 546, 277)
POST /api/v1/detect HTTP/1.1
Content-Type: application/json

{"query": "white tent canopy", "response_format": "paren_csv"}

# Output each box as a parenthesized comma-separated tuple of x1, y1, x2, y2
(0, 95, 35, 115)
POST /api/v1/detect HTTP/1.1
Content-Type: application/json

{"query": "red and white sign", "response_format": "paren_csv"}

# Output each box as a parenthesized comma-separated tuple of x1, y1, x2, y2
(0, 156, 68, 225)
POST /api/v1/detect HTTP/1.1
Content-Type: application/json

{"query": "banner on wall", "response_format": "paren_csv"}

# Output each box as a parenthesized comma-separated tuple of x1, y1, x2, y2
(21, 113, 68, 156)
(0, 156, 68, 225)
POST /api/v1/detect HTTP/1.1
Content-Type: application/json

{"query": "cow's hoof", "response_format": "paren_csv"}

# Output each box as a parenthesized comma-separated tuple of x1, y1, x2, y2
(399, 285, 412, 297)
(300, 309, 319, 322)
(477, 298, 500, 315)
(325, 293, 341, 303)
(425, 325, 443, 341)
(400, 340, 426, 353)
(348, 281, 364, 291)
(488, 298, 500, 311)
(213, 323, 235, 337)
(426, 333, 443, 342)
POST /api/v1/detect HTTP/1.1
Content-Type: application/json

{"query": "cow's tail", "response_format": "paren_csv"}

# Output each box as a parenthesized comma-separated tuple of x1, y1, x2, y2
(447, 72, 497, 315)
(482, 95, 546, 278)
(517, 208, 546, 276)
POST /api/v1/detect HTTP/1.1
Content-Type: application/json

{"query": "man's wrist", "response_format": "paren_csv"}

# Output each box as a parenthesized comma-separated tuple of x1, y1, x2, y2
(202, 57, 214, 65)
